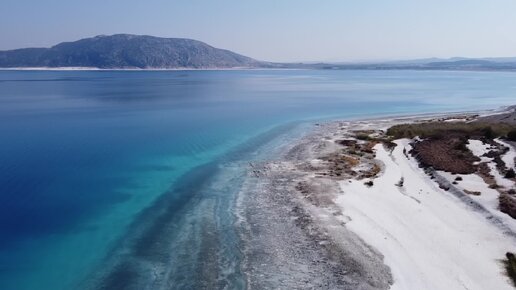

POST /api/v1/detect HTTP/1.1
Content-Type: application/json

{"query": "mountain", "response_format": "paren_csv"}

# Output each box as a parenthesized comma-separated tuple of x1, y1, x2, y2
(2, 34, 516, 71)
(0, 34, 262, 69)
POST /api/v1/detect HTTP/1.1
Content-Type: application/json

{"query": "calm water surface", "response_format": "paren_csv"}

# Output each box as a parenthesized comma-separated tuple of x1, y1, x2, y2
(0, 70, 515, 289)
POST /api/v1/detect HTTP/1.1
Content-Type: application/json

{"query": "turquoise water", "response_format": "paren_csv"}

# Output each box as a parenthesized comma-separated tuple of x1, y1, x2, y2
(0, 69, 515, 289)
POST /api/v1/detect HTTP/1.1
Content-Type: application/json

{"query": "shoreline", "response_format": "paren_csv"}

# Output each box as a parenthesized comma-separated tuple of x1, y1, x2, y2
(0, 67, 303, 71)
(237, 105, 516, 289)
(3, 67, 516, 73)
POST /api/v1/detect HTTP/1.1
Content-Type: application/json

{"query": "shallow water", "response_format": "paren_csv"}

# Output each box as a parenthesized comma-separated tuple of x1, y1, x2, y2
(0, 69, 515, 289)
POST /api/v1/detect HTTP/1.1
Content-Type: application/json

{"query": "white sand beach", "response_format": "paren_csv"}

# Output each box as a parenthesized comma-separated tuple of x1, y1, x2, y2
(337, 140, 515, 290)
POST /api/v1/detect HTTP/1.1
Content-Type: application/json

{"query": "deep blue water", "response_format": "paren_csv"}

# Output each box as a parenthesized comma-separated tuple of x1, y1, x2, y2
(0, 69, 515, 289)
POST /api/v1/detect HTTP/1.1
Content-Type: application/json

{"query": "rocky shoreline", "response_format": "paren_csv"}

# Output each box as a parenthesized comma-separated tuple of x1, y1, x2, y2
(237, 121, 393, 289)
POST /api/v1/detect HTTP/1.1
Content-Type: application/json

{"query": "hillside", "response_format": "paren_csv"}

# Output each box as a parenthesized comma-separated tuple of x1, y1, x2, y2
(0, 34, 262, 69)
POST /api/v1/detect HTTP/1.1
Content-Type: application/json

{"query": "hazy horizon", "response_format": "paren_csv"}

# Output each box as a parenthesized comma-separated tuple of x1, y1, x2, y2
(2, 0, 516, 62)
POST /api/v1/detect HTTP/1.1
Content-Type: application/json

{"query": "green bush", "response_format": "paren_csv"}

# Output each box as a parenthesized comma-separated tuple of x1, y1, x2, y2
(508, 129, 516, 141)
(355, 133, 370, 141)
(505, 252, 516, 287)
(386, 122, 515, 139)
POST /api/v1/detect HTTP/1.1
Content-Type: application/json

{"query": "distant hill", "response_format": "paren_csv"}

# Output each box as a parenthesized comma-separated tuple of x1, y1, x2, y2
(277, 57, 516, 71)
(2, 34, 516, 71)
(0, 34, 262, 69)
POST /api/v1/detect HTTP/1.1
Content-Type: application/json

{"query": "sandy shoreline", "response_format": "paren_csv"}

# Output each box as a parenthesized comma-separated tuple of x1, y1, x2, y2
(237, 106, 516, 289)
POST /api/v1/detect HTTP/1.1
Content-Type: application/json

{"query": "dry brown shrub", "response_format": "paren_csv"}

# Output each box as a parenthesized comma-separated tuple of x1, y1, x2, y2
(464, 189, 481, 196)
(499, 194, 516, 219)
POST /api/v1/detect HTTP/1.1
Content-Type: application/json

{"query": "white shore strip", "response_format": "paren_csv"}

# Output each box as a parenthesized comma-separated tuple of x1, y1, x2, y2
(497, 139, 516, 170)
(336, 139, 515, 290)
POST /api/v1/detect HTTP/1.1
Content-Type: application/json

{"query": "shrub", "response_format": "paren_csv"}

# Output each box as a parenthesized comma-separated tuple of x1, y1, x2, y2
(506, 169, 516, 179)
(481, 126, 494, 139)
(395, 177, 404, 187)
(499, 194, 516, 219)
(508, 129, 516, 141)
(386, 122, 514, 139)
(356, 133, 370, 141)
(505, 252, 516, 286)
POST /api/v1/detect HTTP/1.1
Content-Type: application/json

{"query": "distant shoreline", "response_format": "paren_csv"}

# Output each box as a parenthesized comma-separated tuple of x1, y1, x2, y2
(0, 67, 280, 71)
(0, 67, 312, 72)
(2, 67, 516, 72)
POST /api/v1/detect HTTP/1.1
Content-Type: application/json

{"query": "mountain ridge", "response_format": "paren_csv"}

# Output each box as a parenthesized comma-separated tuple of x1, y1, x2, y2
(0, 34, 262, 69)
(2, 34, 516, 71)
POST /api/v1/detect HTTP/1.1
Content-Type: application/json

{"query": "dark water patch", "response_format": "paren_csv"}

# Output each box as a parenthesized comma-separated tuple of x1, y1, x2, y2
(132, 164, 176, 172)
(97, 263, 140, 290)
(0, 173, 134, 248)
(131, 162, 219, 260)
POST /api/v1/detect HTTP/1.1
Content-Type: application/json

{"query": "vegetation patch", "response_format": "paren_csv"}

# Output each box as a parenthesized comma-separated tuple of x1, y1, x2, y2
(464, 189, 481, 196)
(320, 152, 360, 178)
(386, 122, 514, 140)
(411, 137, 479, 174)
(499, 194, 516, 219)
(508, 129, 516, 141)
(360, 163, 381, 179)
(504, 252, 516, 287)
(352, 130, 376, 141)
(505, 169, 516, 179)
(387, 121, 515, 176)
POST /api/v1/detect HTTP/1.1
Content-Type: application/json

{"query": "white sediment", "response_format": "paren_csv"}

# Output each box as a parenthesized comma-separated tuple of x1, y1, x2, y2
(336, 140, 516, 290)
(466, 139, 515, 190)
(466, 139, 493, 163)
(438, 171, 516, 232)
(488, 162, 515, 189)
(496, 139, 516, 170)
(443, 118, 467, 122)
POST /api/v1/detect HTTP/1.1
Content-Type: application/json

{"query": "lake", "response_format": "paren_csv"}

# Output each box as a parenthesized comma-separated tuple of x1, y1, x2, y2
(0, 69, 515, 289)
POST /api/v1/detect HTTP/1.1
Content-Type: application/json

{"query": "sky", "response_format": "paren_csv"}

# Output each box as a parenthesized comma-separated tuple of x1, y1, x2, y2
(1, 0, 516, 62)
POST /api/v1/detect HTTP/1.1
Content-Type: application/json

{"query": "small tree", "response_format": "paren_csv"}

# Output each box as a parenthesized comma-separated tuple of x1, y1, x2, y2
(481, 126, 494, 139)
(506, 168, 516, 179)
(508, 129, 516, 141)
(395, 177, 404, 187)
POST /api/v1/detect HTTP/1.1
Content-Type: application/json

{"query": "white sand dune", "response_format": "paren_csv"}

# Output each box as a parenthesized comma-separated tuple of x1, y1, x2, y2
(337, 140, 516, 290)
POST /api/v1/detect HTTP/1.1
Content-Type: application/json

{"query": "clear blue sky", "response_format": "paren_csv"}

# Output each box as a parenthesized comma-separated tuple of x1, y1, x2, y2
(2, 0, 516, 62)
